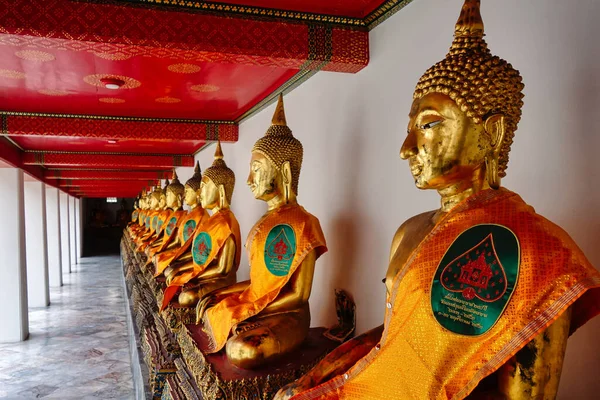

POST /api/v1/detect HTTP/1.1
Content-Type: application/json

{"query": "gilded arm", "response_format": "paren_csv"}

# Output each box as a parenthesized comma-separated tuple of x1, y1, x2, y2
(195, 236, 236, 281)
(496, 308, 572, 400)
(261, 249, 317, 315)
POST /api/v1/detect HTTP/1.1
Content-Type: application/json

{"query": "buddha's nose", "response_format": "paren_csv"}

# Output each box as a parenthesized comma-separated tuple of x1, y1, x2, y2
(400, 132, 417, 159)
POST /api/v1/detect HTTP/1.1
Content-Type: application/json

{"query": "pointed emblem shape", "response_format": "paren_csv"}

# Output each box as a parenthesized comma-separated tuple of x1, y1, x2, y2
(431, 224, 520, 336)
(165, 216, 177, 237)
(264, 224, 296, 276)
(192, 232, 212, 266)
(182, 220, 197, 242)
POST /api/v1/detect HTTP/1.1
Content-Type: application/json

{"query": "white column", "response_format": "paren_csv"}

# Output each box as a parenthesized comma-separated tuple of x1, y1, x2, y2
(59, 192, 71, 274)
(0, 168, 28, 342)
(45, 185, 62, 287)
(75, 198, 82, 263)
(69, 196, 77, 268)
(24, 181, 50, 307)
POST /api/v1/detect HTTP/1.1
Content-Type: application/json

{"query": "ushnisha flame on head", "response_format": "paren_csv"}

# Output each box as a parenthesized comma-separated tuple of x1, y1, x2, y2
(203, 141, 235, 204)
(166, 169, 185, 198)
(251, 93, 303, 194)
(413, 0, 524, 177)
(185, 161, 203, 191)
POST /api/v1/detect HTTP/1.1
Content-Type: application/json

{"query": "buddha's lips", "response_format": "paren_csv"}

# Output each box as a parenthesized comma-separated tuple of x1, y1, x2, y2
(410, 162, 423, 176)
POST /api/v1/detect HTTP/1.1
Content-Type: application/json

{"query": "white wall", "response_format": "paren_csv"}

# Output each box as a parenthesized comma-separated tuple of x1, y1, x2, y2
(182, 0, 600, 396)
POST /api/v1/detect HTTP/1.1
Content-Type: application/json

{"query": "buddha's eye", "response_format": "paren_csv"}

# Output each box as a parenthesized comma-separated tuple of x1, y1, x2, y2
(419, 120, 442, 130)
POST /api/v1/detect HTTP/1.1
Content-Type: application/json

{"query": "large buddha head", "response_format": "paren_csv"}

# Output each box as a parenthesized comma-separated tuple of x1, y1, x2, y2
(158, 178, 169, 209)
(184, 161, 202, 208)
(248, 94, 303, 204)
(166, 170, 185, 210)
(401, 0, 524, 191)
(201, 141, 235, 210)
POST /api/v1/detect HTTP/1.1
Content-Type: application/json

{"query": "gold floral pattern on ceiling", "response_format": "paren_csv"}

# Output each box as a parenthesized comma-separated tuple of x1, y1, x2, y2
(155, 96, 181, 103)
(94, 52, 133, 61)
(0, 69, 26, 79)
(99, 97, 126, 104)
(15, 50, 55, 62)
(38, 89, 69, 96)
(168, 63, 201, 74)
(83, 74, 142, 89)
(190, 84, 219, 93)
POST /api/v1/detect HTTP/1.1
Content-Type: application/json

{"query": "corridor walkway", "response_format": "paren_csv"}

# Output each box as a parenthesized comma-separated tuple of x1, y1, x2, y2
(0, 256, 134, 399)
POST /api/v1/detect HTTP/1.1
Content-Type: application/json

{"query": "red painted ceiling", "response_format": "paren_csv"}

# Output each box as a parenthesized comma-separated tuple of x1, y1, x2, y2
(11, 136, 206, 155)
(203, 0, 386, 18)
(0, 46, 298, 120)
(0, 0, 385, 197)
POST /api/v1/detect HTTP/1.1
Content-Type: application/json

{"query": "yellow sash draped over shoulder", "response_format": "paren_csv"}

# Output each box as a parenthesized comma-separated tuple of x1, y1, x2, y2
(294, 189, 600, 400)
(167, 209, 241, 288)
(153, 207, 209, 276)
(203, 204, 327, 353)
(147, 210, 186, 258)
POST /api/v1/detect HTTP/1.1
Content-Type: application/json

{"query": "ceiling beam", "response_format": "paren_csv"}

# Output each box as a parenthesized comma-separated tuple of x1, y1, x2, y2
(1, 113, 238, 142)
(45, 170, 172, 180)
(57, 179, 160, 188)
(1, 0, 369, 73)
(23, 152, 195, 169)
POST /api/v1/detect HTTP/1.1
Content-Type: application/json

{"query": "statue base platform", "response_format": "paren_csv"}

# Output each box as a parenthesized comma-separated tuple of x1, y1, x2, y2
(121, 233, 341, 400)
(178, 325, 338, 399)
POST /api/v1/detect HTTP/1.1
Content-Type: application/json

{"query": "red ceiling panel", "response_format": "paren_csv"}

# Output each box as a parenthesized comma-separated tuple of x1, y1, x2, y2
(203, 0, 386, 18)
(23, 153, 194, 169)
(45, 170, 172, 180)
(11, 136, 206, 155)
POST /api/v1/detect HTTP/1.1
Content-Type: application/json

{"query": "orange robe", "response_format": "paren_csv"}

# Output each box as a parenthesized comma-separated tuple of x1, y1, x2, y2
(137, 209, 172, 252)
(153, 206, 209, 277)
(146, 210, 187, 258)
(203, 204, 327, 353)
(160, 209, 242, 310)
(292, 188, 600, 400)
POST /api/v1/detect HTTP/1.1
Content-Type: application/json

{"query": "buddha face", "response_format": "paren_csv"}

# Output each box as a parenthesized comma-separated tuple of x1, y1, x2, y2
(184, 185, 198, 207)
(149, 195, 160, 210)
(200, 176, 219, 210)
(166, 190, 178, 209)
(400, 92, 490, 190)
(158, 194, 167, 209)
(247, 152, 279, 201)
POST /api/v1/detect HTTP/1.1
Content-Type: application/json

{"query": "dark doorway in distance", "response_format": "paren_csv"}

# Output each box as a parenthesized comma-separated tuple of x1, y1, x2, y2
(82, 197, 133, 256)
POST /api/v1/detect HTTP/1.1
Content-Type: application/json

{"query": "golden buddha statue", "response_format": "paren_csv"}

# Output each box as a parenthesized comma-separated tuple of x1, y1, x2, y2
(160, 142, 242, 310)
(128, 190, 147, 236)
(150, 162, 209, 277)
(195, 94, 328, 370)
(129, 188, 154, 241)
(275, 1, 600, 399)
(145, 171, 187, 257)
(135, 181, 169, 251)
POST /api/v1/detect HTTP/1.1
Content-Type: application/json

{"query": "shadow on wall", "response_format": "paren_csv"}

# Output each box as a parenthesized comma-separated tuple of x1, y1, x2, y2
(556, 40, 600, 398)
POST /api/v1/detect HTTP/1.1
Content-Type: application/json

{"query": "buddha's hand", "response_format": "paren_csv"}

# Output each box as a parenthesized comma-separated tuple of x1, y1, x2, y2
(273, 381, 312, 400)
(195, 293, 223, 324)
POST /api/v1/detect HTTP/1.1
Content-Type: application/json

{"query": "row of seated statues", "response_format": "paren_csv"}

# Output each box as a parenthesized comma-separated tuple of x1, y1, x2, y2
(121, 1, 600, 398)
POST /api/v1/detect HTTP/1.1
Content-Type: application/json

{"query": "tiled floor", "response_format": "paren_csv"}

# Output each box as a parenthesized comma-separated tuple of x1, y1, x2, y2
(0, 256, 135, 399)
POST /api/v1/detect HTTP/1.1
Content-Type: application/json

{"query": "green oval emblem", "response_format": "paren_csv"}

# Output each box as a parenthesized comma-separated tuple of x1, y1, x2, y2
(192, 232, 212, 266)
(157, 218, 164, 232)
(145, 216, 151, 228)
(182, 220, 197, 242)
(264, 224, 296, 277)
(132, 210, 138, 221)
(431, 224, 520, 336)
(152, 216, 158, 230)
(165, 217, 177, 237)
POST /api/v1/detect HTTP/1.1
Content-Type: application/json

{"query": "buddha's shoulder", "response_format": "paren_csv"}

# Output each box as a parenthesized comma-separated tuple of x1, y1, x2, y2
(390, 210, 437, 256)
